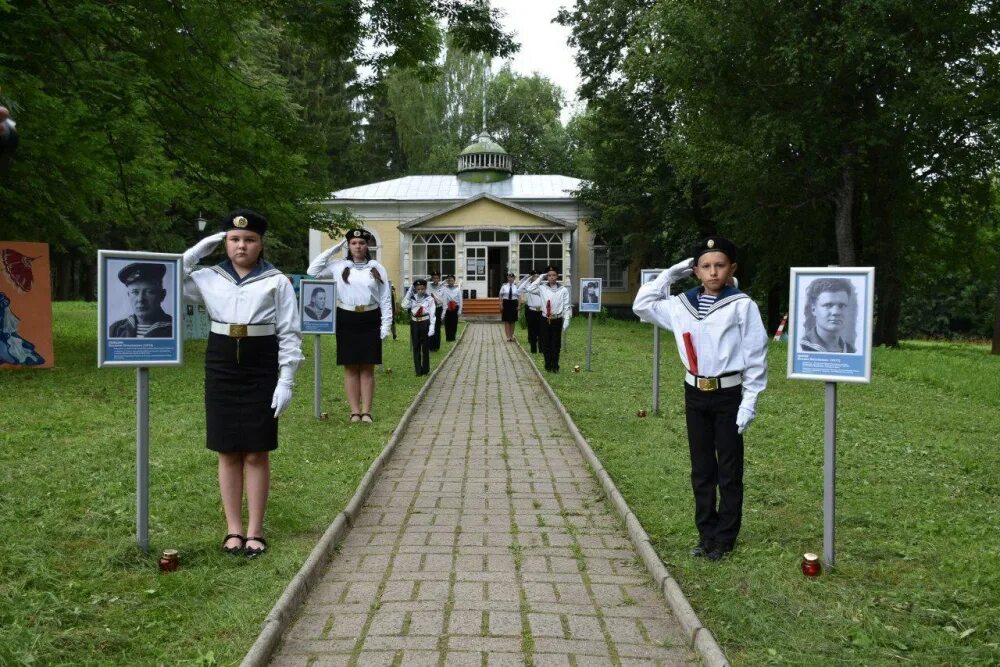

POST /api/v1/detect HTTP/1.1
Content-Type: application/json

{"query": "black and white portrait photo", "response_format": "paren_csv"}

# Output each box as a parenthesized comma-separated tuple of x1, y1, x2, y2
(579, 278, 602, 313)
(299, 279, 336, 334)
(788, 267, 874, 383)
(98, 250, 183, 368)
(107, 261, 174, 339)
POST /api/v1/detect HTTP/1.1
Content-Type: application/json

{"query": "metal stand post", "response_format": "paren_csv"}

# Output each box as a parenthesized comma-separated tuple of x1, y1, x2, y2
(652, 327, 661, 415)
(136, 367, 149, 554)
(824, 381, 837, 568)
(586, 313, 593, 371)
(314, 335, 322, 419)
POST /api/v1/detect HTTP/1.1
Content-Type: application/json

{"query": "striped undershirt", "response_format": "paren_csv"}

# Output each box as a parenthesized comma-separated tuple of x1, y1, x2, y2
(697, 293, 717, 317)
(135, 323, 154, 337)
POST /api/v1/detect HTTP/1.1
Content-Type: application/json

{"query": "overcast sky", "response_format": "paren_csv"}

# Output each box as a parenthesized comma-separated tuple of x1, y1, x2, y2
(489, 1, 583, 123)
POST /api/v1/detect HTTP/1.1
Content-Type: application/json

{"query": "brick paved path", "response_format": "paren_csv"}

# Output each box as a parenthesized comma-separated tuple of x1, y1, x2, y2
(271, 324, 698, 666)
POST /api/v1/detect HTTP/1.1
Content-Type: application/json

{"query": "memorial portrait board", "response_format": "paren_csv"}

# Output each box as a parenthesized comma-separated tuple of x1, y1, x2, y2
(579, 277, 602, 313)
(98, 250, 183, 367)
(787, 267, 874, 383)
(299, 279, 336, 334)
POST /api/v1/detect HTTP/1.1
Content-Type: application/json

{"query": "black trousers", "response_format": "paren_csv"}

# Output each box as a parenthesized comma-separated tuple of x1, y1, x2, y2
(443, 308, 459, 341)
(683, 383, 744, 549)
(525, 307, 541, 353)
(539, 317, 563, 371)
(410, 320, 430, 375)
(428, 307, 443, 350)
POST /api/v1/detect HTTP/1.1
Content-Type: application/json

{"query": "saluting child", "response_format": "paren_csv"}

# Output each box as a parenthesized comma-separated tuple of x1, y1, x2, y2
(401, 279, 437, 376)
(632, 237, 768, 561)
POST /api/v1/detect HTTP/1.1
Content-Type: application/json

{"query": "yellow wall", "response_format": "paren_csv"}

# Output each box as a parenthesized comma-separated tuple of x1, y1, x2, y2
(420, 198, 555, 229)
(574, 219, 633, 306)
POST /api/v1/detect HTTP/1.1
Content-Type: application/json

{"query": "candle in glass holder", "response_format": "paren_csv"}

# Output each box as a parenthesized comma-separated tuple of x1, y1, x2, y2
(801, 552, 821, 577)
(159, 549, 179, 573)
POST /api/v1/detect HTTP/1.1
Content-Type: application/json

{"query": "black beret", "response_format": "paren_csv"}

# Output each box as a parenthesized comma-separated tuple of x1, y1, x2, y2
(118, 262, 166, 285)
(222, 209, 267, 235)
(529, 268, 539, 275)
(544, 265, 559, 274)
(345, 228, 373, 243)
(412, 278, 428, 287)
(430, 270, 441, 278)
(507, 271, 515, 277)
(693, 236, 738, 262)
(445, 274, 456, 280)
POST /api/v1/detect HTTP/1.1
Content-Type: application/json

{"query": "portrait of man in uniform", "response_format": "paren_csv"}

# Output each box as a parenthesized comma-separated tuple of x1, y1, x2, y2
(582, 281, 600, 304)
(303, 286, 332, 321)
(108, 262, 173, 338)
(800, 277, 857, 353)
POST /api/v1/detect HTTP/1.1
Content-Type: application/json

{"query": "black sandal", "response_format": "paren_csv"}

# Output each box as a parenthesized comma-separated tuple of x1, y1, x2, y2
(245, 536, 268, 559)
(360, 413, 373, 424)
(222, 533, 245, 555)
(350, 413, 362, 423)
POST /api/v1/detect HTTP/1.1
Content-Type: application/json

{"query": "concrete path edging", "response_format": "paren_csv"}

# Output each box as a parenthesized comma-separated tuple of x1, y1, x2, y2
(240, 325, 470, 667)
(519, 343, 731, 667)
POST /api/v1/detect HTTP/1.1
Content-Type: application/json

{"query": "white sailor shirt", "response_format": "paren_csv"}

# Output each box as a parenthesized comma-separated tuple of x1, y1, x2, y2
(525, 278, 572, 323)
(401, 291, 437, 334)
(306, 256, 393, 337)
(633, 278, 768, 413)
(440, 285, 463, 315)
(499, 282, 520, 300)
(183, 260, 304, 376)
(428, 281, 445, 307)
(521, 278, 543, 309)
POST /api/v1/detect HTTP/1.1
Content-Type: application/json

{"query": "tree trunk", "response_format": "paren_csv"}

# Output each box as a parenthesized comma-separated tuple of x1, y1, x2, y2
(992, 261, 1000, 354)
(766, 282, 784, 337)
(871, 186, 902, 347)
(833, 160, 857, 266)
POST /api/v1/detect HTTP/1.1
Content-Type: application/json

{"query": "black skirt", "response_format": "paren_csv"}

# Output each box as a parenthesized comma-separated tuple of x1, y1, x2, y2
(336, 307, 382, 365)
(501, 299, 519, 322)
(204, 333, 279, 453)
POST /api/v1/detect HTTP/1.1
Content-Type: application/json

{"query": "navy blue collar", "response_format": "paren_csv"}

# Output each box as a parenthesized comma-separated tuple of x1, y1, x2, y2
(217, 259, 276, 285)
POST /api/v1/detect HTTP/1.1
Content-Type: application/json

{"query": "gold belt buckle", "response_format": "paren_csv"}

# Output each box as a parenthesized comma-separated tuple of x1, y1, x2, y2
(355, 305, 365, 313)
(697, 377, 719, 392)
(229, 324, 248, 338)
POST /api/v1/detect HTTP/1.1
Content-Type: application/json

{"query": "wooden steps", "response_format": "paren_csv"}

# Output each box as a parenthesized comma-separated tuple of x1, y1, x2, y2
(462, 297, 501, 321)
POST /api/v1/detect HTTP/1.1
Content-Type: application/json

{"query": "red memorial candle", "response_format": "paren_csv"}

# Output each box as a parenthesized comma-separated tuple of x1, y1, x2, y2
(801, 552, 821, 577)
(159, 549, 179, 573)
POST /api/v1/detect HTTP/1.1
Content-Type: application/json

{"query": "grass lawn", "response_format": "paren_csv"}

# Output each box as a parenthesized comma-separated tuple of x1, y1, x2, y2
(525, 316, 999, 665)
(0, 302, 458, 665)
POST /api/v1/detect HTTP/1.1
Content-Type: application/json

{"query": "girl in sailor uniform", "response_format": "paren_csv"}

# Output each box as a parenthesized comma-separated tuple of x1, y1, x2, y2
(499, 272, 521, 341)
(632, 236, 768, 561)
(441, 274, 462, 341)
(182, 209, 303, 559)
(401, 279, 437, 376)
(524, 266, 572, 371)
(307, 229, 392, 424)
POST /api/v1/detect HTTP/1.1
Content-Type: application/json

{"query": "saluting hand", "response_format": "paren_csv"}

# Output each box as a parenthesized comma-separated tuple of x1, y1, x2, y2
(183, 231, 227, 267)
(665, 257, 695, 284)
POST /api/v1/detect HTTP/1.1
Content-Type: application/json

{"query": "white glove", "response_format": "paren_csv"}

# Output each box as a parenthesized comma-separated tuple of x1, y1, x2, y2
(183, 231, 226, 270)
(271, 380, 292, 418)
(665, 257, 695, 284)
(307, 239, 347, 276)
(429, 328, 435, 338)
(380, 326, 391, 340)
(562, 317, 570, 331)
(736, 407, 756, 434)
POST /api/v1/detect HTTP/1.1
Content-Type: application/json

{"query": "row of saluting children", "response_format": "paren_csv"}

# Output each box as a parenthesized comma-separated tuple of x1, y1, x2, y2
(183, 208, 765, 565)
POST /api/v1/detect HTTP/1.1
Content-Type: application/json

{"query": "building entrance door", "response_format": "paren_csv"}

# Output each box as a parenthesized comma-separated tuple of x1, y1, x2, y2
(487, 246, 509, 297)
(463, 246, 487, 298)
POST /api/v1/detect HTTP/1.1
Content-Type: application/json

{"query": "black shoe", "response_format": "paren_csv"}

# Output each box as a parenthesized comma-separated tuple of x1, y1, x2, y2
(245, 536, 268, 559)
(222, 533, 245, 556)
(705, 543, 734, 561)
(690, 540, 711, 558)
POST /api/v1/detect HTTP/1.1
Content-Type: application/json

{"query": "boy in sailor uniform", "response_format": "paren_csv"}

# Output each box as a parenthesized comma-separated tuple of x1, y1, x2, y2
(520, 268, 543, 353)
(440, 274, 463, 341)
(524, 265, 572, 372)
(401, 279, 437, 376)
(632, 237, 768, 561)
(182, 209, 303, 559)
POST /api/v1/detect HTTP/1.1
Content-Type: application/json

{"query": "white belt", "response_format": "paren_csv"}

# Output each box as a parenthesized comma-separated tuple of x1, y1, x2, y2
(411, 315, 430, 322)
(337, 301, 378, 312)
(528, 306, 541, 312)
(685, 371, 742, 392)
(210, 322, 276, 338)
